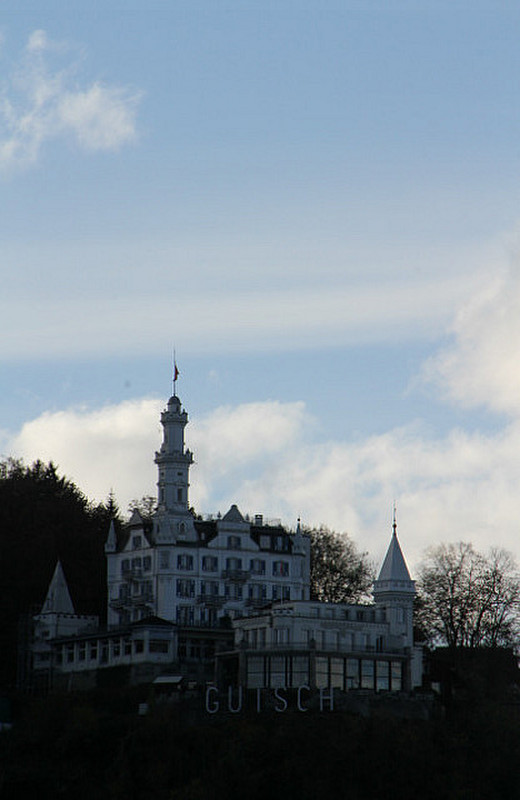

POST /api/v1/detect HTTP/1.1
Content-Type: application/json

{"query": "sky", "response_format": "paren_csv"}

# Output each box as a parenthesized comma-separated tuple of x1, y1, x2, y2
(2, 1, 520, 570)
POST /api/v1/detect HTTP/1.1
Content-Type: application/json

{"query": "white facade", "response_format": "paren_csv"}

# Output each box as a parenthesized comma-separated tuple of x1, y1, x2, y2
(227, 523, 422, 691)
(28, 390, 423, 695)
(105, 393, 311, 628)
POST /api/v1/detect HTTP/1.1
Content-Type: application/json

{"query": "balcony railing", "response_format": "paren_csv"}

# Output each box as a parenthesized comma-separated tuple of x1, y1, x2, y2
(196, 594, 225, 606)
(245, 597, 269, 609)
(221, 569, 250, 582)
(237, 640, 406, 656)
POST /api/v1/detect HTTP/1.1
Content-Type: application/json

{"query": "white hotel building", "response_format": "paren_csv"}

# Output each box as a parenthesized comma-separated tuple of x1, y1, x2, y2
(27, 390, 422, 694)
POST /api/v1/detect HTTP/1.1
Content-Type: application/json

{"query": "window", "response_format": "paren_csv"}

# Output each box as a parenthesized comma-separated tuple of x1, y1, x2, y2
(202, 555, 218, 572)
(90, 642, 98, 660)
(281, 586, 290, 601)
(331, 658, 344, 689)
(361, 659, 375, 690)
(177, 488, 183, 502)
(272, 561, 289, 577)
(159, 550, 170, 569)
(131, 557, 142, 571)
(177, 554, 194, 570)
(347, 659, 360, 689)
(227, 535, 241, 550)
(177, 607, 195, 625)
(66, 644, 75, 663)
(225, 584, 242, 601)
(376, 660, 390, 691)
(176, 579, 195, 598)
(78, 643, 86, 661)
(132, 536, 142, 549)
(201, 580, 219, 597)
(250, 558, 265, 575)
(260, 535, 270, 548)
(143, 556, 152, 571)
(121, 559, 130, 576)
(391, 661, 402, 691)
(273, 535, 289, 552)
(134, 640, 144, 654)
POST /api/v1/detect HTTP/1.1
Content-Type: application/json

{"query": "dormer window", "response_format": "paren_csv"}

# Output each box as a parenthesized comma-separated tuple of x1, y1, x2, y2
(132, 536, 142, 550)
(227, 535, 241, 550)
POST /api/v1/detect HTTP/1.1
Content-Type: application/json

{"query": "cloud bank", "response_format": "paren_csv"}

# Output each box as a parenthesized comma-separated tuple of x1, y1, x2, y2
(0, 30, 140, 170)
(4, 393, 520, 571)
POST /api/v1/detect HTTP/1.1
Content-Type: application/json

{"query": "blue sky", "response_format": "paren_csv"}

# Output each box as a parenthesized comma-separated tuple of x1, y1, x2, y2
(2, 2, 520, 568)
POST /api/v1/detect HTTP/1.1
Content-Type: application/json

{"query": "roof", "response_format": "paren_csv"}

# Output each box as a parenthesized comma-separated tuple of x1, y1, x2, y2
(222, 504, 245, 523)
(40, 561, 75, 615)
(377, 530, 412, 583)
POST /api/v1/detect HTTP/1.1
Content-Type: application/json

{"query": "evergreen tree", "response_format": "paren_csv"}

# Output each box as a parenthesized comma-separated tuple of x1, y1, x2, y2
(0, 458, 122, 688)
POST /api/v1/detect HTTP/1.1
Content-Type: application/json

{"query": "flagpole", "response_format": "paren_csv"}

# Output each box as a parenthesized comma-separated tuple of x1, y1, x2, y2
(173, 348, 179, 397)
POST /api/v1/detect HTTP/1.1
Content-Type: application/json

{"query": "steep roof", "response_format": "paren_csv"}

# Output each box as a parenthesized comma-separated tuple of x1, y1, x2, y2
(377, 528, 412, 583)
(222, 504, 245, 523)
(40, 561, 75, 615)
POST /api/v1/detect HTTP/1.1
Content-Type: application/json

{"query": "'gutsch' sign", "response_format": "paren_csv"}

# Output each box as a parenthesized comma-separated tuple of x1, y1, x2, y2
(205, 685, 335, 715)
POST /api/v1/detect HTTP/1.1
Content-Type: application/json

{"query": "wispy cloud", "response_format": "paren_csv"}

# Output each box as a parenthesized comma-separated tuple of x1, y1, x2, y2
(0, 30, 141, 170)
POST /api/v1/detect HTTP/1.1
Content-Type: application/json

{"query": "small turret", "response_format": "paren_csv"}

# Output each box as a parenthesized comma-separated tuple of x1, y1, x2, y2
(40, 561, 75, 615)
(372, 510, 415, 650)
(104, 519, 117, 554)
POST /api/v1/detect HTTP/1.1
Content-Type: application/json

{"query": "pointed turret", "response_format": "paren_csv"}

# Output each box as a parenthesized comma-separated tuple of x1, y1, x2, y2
(293, 517, 306, 556)
(40, 561, 75, 615)
(104, 519, 117, 554)
(372, 511, 415, 653)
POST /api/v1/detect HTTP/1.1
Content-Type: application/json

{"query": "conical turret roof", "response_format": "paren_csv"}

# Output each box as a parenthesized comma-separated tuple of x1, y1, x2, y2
(40, 561, 75, 615)
(377, 529, 412, 583)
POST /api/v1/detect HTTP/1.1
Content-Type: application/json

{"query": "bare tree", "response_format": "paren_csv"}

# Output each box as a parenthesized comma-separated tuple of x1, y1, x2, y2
(309, 527, 374, 603)
(416, 542, 520, 649)
(128, 495, 157, 522)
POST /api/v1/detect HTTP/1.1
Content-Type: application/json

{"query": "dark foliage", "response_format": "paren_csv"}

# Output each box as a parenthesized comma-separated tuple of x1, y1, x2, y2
(0, 458, 121, 688)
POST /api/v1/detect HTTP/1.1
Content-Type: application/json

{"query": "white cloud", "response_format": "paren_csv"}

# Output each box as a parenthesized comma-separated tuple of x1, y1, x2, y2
(423, 262, 520, 417)
(4, 399, 162, 510)
(4, 395, 520, 572)
(0, 30, 140, 170)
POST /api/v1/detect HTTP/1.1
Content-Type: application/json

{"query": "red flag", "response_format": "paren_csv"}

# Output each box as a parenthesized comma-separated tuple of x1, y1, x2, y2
(174, 363, 179, 381)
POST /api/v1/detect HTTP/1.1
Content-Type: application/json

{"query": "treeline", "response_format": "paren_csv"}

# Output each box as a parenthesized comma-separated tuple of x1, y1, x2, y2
(1, 686, 519, 799)
(0, 458, 118, 688)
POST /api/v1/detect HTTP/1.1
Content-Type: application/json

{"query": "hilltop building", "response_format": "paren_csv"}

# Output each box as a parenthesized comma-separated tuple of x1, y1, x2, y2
(218, 516, 421, 692)
(27, 388, 422, 694)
